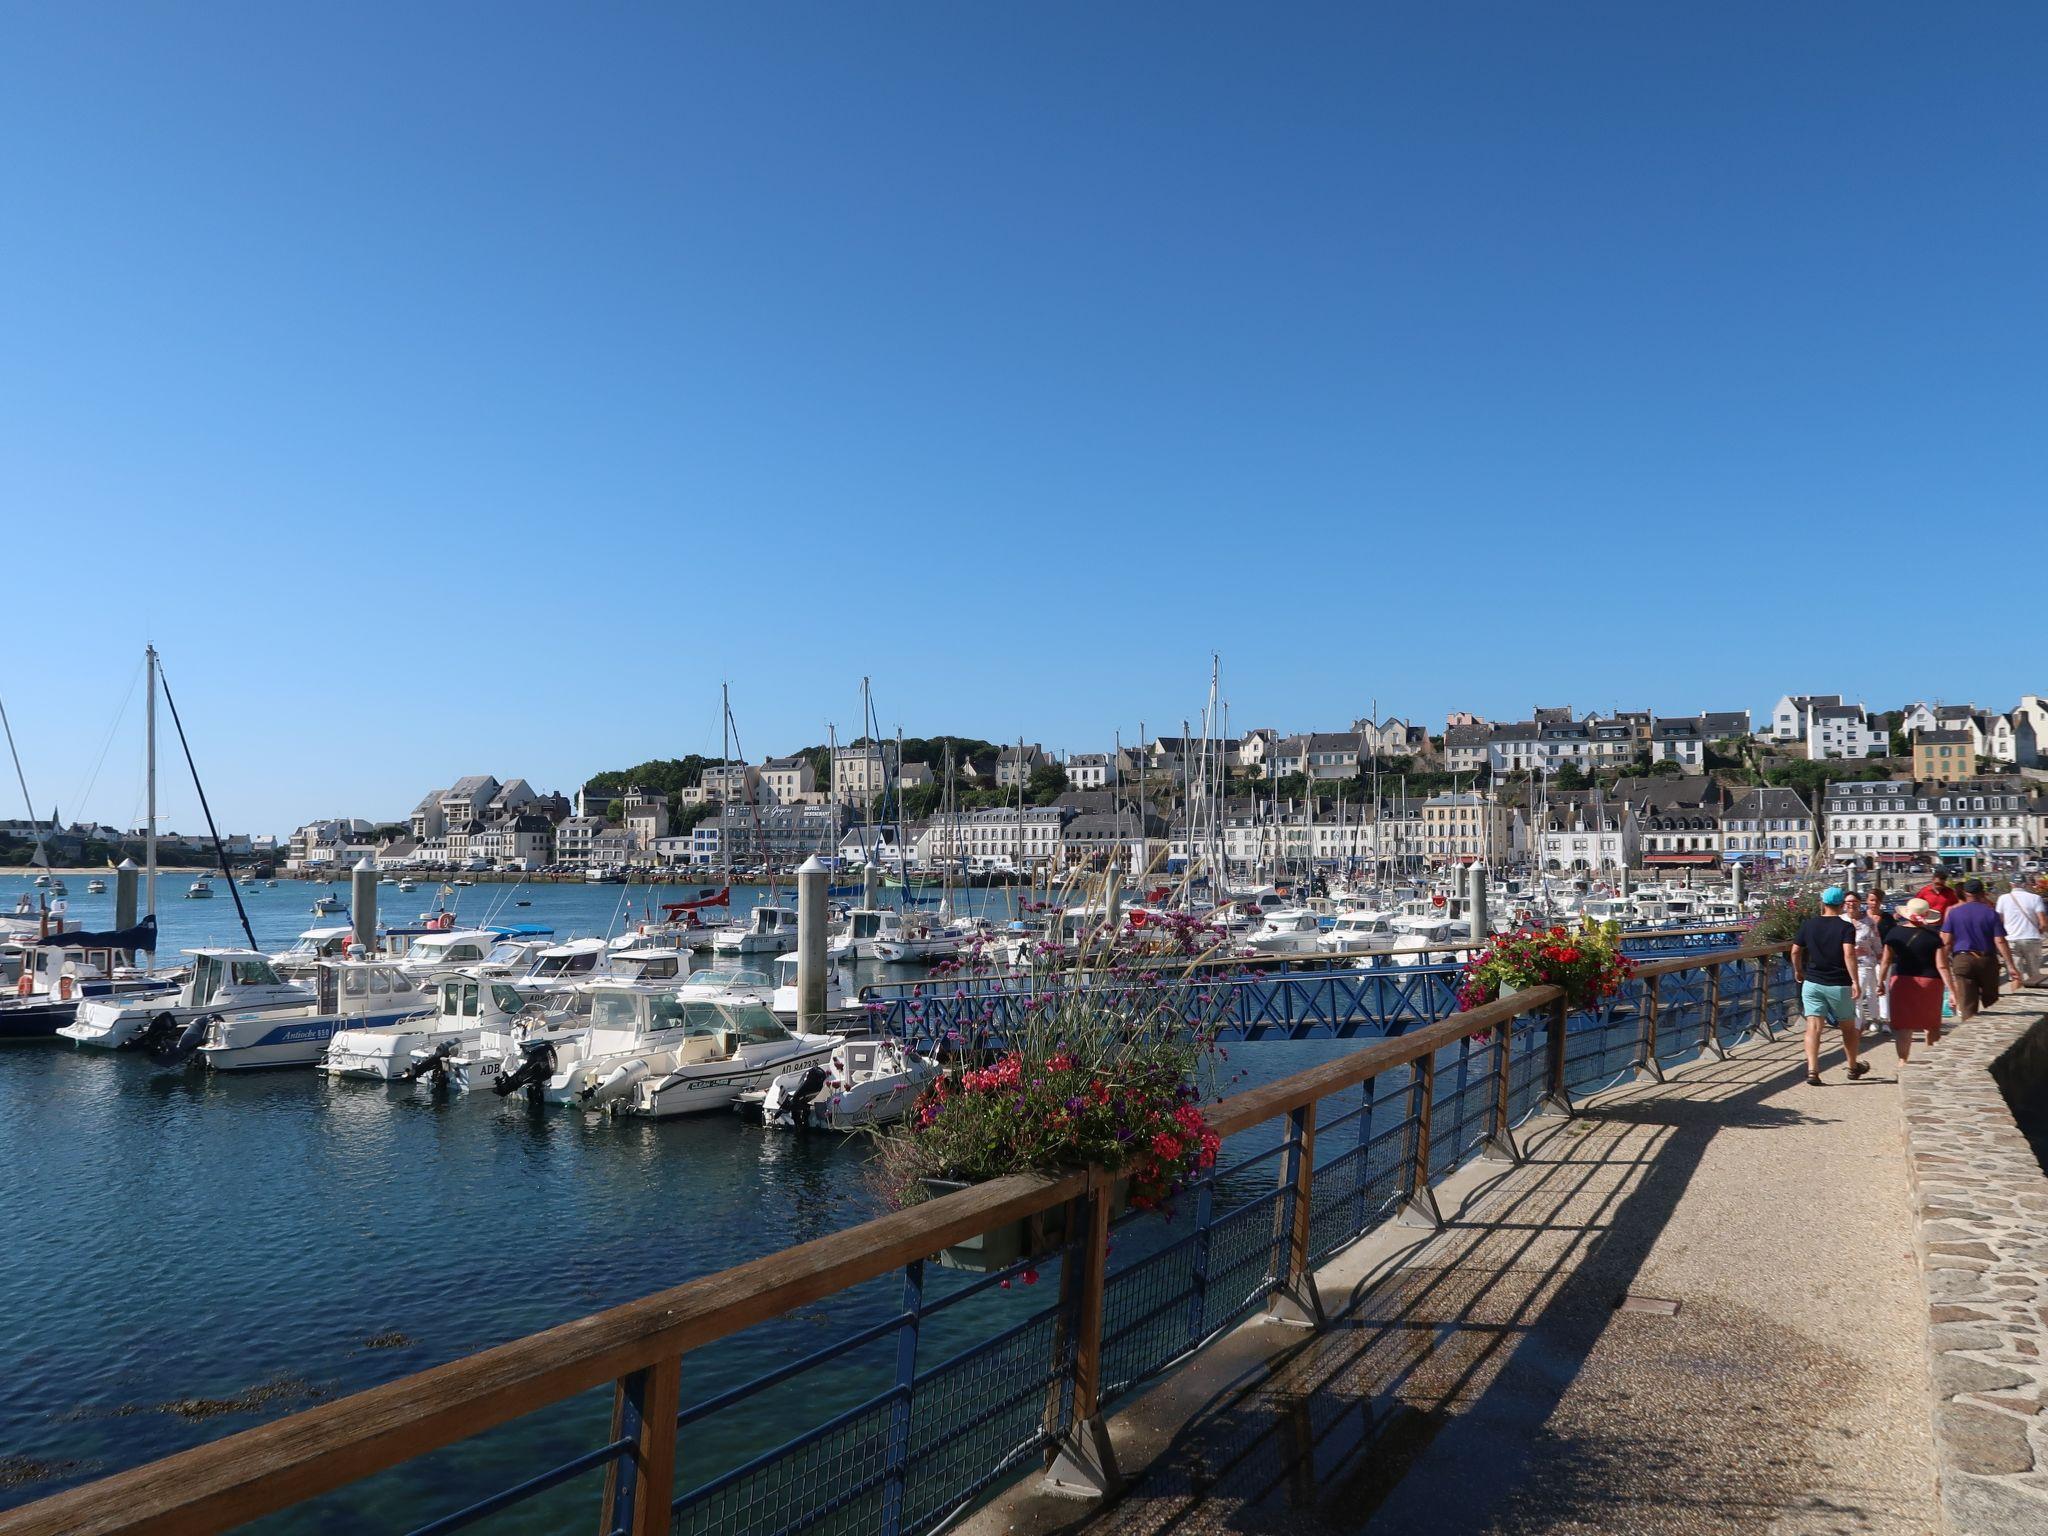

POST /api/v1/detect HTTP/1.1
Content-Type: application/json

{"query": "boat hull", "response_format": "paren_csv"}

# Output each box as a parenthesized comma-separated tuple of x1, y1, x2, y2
(632, 1039, 836, 1118)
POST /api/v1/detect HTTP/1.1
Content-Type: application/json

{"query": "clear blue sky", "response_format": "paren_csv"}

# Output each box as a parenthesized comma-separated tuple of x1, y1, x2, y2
(3, 4, 2041, 836)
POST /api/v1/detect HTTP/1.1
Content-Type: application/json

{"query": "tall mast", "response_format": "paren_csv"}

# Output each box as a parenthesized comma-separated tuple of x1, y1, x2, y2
(146, 645, 158, 927)
(719, 681, 731, 890)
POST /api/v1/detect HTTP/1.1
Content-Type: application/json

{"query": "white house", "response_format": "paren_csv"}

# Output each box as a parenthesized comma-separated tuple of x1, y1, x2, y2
(1271, 733, 1363, 781)
(916, 806, 1070, 870)
(1533, 797, 1636, 872)
(1805, 703, 1887, 759)
(1770, 695, 1842, 743)
(1067, 753, 1116, 790)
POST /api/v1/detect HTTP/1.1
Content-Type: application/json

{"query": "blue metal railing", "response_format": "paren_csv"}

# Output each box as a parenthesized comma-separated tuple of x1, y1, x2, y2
(861, 927, 1754, 1052)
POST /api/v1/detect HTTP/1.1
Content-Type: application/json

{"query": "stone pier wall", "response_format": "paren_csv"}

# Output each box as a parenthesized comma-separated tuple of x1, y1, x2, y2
(1902, 999, 2048, 1533)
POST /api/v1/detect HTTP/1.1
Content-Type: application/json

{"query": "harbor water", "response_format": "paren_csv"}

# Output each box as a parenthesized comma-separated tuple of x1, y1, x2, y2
(0, 873, 1368, 1529)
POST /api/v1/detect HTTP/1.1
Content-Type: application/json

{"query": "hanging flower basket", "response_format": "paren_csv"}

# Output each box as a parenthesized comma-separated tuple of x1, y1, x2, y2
(921, 1176, 1131, 1273)
(1456, 920, 1635, 1017)
(873, 908, 1232, 1259)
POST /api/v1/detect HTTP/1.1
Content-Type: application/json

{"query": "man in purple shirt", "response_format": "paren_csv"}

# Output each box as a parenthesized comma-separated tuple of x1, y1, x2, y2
(1943, 881, 2020, 1021)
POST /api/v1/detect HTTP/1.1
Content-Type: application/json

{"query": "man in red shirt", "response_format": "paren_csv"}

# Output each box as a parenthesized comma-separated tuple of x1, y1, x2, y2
(1916, 872, 1961, 914)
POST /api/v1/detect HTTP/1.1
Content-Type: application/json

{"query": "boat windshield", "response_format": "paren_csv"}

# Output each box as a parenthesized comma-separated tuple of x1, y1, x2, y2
(484, 942, 529, 968)
(588, 991, 644, 1030)
(490, 984, 530, 1015)
(686, 967, 769, 991)
(534, 949, 597, 977)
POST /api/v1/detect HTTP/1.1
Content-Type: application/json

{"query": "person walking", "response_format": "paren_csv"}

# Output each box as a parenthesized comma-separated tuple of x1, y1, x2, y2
(1943, 880, 2020, 1020)
(1916, 871, 1962, 916)
(1881, 898, 1954, 1062)
(1994, 876, 2045, 987)
(1794, 885, 1864, 1086)
(1846, 891, 1887, 1030)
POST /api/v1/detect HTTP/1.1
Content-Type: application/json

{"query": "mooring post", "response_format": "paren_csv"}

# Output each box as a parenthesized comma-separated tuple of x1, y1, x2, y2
(350, 857, 377, 954)
(796, 855, 828, 1027)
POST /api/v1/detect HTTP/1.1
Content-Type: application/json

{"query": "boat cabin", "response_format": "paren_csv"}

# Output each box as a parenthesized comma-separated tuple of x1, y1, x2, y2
(529, 938, 610, 979)
(393, 929, 501, 973)
(181, 949, 300, 1010)
(433, 974, 549, 1026)
(12, 943, 124, 999)
(610, 947, 685, 983)
(313, 959, 431, 1016)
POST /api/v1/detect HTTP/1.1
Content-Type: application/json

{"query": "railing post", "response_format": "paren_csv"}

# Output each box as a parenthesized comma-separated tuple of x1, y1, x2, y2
(1701, 962, 1730, 1061)
(1538, 996, 1574, 1118)
(598, 1356, 682, 1536)
(1481, 1011, 1521, 1163)
(1397, 1051, 1443, 1228)
(1352, 1075, 1378, 1229)
(877, 1261, 922, 1536)
(1748, 951, 1775, 1042)
(1268, 1101, 1325, 1327)
(1184, 1172, 1214, 1351)
(1045, 1170, 1121, 1498)
(1635, 974, 1666, 1083)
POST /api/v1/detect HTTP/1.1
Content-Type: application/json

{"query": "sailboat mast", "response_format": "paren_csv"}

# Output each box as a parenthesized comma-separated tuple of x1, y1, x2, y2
(146, 645, 158, 928)
(719, 682, 732, 891)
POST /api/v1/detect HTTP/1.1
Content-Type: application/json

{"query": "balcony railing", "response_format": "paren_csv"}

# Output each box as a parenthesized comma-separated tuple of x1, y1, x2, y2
(0, 939, 1795, 1536)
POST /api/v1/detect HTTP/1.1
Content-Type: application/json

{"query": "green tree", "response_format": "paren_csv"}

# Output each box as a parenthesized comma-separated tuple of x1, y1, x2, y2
(605, 798, 625, 826)
(1026, 763, 1069, 806)
(1551, 763, 1588, 791)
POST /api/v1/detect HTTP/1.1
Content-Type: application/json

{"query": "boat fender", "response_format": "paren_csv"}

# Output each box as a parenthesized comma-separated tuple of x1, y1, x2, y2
(583, 1057, 649, 1106)
(14, 974, 29, 997)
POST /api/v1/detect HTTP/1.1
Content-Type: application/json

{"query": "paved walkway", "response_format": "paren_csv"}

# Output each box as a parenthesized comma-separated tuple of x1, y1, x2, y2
(984, 1013, 1969, 1535)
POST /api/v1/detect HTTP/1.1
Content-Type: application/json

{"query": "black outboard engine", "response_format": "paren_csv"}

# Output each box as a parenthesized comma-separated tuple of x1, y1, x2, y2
(142, 1012, 208, 1065)
(785, 1064, 830, 1129)
(492, 1038, 556, 1099)
(401, 1040, 459, 1086)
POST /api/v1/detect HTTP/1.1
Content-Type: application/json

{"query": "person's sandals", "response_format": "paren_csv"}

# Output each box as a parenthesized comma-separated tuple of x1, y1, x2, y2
(1848, 1062, 1871, 1080)
(1807, 1073, 1824, 1086)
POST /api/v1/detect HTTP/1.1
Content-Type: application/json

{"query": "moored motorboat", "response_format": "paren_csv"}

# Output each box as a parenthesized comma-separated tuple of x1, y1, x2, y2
(739, 1037, 938, 1131)
(61, 948, 310, 1052)
(195, 958, 433, 1071)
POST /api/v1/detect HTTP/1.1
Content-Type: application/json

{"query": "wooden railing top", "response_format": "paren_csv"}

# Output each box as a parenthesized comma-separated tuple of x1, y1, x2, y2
(0, 937, 1789, 1536)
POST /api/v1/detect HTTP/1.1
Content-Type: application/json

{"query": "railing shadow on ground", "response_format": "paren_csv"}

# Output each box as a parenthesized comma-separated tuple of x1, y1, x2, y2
(1026, 1052, 1823, 1536)
(0, 941, 1797, 1536)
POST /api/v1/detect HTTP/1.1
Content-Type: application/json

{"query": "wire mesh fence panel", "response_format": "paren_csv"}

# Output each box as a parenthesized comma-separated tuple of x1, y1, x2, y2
(1430, 1033, 1500, 1177)
(1305, 1124, 1411, 1264)
(1563, 1002, 1640, 1097)
(1505, 1014, 1550, 1126)
(1189, 1185, 1288, 1342)
(1652, 969, 1709, 1071)
(1097, 1226, 1204, 1403)
(900, 1303, 1067, 1535)
(672, 1390, 897, 1536)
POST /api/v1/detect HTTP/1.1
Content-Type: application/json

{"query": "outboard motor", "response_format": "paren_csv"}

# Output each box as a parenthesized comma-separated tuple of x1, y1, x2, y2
(492, 1038, 557, 1098)
(139, 1011, 198, 1062)
(402, 1040, 459, 1085)
(781, 1064, 830, 1129)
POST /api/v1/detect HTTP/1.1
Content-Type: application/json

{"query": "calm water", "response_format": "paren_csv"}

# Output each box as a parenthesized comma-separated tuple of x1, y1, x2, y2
(0, 873, 1365, 1528)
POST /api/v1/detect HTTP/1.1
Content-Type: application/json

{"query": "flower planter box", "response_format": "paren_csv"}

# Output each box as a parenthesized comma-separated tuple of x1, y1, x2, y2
(922, 1176, 1130, 1274)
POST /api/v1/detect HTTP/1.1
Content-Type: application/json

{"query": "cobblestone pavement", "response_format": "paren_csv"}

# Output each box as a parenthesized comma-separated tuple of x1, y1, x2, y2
(989, 1020, 1958, 1536)
(1900, 993, 2048, 1534)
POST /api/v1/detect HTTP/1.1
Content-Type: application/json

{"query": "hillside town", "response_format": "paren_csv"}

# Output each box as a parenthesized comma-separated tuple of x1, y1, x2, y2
(274, 692, 2048, 880)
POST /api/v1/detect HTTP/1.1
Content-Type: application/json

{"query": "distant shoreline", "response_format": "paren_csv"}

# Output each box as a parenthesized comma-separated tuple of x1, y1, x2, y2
(4, 866, 217, 877)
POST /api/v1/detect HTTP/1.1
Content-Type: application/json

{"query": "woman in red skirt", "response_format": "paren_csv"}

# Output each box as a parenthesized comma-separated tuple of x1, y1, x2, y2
(1880, 898, 1953, 1062)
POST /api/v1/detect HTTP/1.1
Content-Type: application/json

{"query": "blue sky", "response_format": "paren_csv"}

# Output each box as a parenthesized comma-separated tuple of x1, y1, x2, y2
(3, 4, 2041, 835)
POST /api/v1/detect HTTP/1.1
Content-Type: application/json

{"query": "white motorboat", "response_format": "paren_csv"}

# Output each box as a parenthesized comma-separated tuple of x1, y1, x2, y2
(311, 893, 345, 916)
(711, 904, 800, 956)
(1318, 911, 1398, 957)
(194, 959, 434, 1071)
(627, 1003, 837, 1119)
(61, 948, 311, 1052)
(185, 876, 213, 900)
(741, 1037, 938, 1130)
(523, 938, 614, 983)
(827, 907, 903, 963)
(1242, 908, 1327, 956)
(326, 973, 545, 1082)
(391, 928, 510, 980)
(273, 925, 360, 980)
(678, 965, 776, 1006)
(86, 879, 106, 895)
(442, 986, 592, 1095)
(768, 952, 847, 1016)
(872, 916, 972, 965)
(607, 946, 688, 984)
